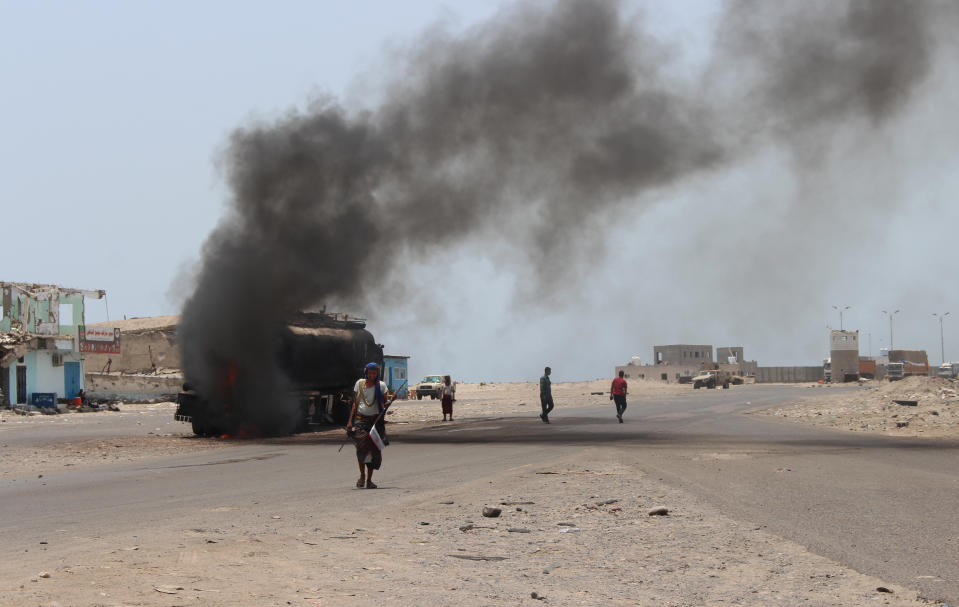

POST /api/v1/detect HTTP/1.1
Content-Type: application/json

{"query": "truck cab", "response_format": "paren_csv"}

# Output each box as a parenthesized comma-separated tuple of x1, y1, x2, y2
(938, 363, 959, 378)
(416, 374, 447, 399)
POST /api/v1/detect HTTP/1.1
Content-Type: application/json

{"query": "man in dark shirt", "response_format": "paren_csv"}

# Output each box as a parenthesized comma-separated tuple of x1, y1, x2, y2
(610, 370, 628, 423)
(539, 366, 554, 423)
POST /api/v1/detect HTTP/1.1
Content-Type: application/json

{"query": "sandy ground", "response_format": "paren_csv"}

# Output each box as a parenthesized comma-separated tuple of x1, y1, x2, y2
(2, 450, 937, 607)
(750, 376, 959, 438)
(0, 379, 953, 605)
(387, 378, 689, 424)
(0, 402, 222, 479)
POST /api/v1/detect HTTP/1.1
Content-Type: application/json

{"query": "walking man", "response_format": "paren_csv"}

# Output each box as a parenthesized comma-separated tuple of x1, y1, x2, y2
(540, 366, 554, 423)
(610, 370, 628, 423)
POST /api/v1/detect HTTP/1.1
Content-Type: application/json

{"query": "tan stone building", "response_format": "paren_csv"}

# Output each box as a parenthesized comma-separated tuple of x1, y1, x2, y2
(84, 316, 180, 374)
(616, 344, 757, 382)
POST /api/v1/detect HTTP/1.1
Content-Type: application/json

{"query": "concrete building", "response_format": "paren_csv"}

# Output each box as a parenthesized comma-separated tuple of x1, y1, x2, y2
(383, 354, 409, 398)
(653, 344, 713, 366)
(617, 345, 757, 382)
(829, 330, 860, 383)
(717, 346, 744, 364)
(85, 316, 180, 374)
(1, 282, 105, 406)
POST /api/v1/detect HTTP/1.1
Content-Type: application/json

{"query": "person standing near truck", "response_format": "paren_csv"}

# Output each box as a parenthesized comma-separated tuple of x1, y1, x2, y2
(440, 375, 456, 421)
(540, 366, 554, 423)
(610, 370, 628, 423)
(348, 362, 393, 489)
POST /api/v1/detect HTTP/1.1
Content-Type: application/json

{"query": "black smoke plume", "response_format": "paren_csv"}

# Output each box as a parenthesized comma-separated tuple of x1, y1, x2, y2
(178, 0, 949, 434)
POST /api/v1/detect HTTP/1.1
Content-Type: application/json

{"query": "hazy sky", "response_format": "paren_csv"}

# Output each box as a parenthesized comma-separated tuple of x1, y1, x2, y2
(3, 1, 957, 382)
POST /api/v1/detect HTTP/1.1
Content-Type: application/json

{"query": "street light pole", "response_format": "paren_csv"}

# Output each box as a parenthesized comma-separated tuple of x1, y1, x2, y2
(832, 305, 850, 331)
(933, 312, 950, 365)
(882, 309, 900, 350)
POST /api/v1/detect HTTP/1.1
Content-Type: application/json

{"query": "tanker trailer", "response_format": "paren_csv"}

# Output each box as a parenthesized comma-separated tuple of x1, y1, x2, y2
(175, 313, 383, 436)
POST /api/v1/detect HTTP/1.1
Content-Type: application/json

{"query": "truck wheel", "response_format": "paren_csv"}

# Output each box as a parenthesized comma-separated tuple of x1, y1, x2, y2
(694, 382, 701, 389)
(417, 394, 423, 400)
(707, 380, 716, 389)
(722, 381, 730, 389)
(192, 419, 210, 436)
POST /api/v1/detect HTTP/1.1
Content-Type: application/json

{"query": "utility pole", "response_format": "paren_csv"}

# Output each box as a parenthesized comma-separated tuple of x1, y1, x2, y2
(832, 305, 850, 331)
(933, 312, 950, 365)
(882, 309, 900, 350)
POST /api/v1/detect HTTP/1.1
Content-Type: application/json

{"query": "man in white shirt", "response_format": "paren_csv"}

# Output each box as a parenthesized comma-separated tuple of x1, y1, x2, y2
(348, 362, 392, 488)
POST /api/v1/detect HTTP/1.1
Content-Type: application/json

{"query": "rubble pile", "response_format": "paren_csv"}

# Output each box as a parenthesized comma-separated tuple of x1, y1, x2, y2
(0, 325, 28, 345)
(757, 375, 959, 437)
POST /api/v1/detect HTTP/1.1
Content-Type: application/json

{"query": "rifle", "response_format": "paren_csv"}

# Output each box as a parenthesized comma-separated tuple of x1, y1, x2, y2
(338, 380, 407, 452)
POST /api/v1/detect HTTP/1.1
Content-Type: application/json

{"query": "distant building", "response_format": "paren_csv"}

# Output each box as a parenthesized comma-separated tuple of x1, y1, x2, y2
(829, 330, 860, 383)
(653, 344, 713, 366)
(383, 355, 409, 398)
(616, 344, 756, 382)
(1, 282, 106, 406)
(717, 346, 744, 364)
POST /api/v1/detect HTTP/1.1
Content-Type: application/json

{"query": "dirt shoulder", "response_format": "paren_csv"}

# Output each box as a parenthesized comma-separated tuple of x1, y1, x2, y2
(0, 403, 224, 478)
(749, 376, 959, 438)
(0, 449, 936, 607)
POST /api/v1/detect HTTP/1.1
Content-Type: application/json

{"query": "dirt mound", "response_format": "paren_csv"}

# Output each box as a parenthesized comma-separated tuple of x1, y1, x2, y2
(756, 376, 959, 437)
(871, 375, 958, 402)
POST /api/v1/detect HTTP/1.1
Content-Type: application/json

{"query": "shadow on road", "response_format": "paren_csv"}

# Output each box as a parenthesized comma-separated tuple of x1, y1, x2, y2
(253, 415, 959, 452)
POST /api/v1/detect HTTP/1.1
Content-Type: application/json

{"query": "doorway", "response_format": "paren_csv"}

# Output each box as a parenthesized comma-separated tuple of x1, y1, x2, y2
(16, 365, 27, 404)
(64, 361, 81, 399)
(0, 366, 8, 406)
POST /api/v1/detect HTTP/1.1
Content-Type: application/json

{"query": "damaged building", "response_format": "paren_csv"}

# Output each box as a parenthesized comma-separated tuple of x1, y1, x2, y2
(1, 282, 105, 406)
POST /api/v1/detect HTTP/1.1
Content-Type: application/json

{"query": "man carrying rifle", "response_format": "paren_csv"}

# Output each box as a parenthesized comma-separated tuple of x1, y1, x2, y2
(347, 362, 395, 489)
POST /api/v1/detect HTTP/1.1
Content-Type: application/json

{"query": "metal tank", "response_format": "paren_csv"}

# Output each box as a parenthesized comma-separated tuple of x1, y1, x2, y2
(175, 312, 383, 436)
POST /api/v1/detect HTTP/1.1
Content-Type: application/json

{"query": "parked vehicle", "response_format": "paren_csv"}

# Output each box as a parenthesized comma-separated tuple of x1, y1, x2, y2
(887, 350, 930, 378)
(175, 312, 383, 436)
(858, 358, 876, 379)
(937, 362, 959, 378)
(887, 362, 904, 381)
(416, 374, 447, 400)
(692, 369, 730, 389)
(823, 358, 831, 382)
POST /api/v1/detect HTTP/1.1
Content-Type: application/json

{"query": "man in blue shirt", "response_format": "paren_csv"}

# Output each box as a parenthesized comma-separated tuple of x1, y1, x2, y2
(539, 366, 554, 423)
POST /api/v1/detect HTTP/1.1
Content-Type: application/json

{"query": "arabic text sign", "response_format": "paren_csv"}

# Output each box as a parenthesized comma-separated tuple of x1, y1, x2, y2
(78, 325, 121, 353)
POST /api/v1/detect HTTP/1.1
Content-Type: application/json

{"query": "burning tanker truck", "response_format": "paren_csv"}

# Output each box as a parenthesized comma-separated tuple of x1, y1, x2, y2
(175, 312, 383, 437)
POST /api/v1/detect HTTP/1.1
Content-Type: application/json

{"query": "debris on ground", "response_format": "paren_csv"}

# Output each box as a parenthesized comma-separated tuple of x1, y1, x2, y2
(754, 376, 959, 437)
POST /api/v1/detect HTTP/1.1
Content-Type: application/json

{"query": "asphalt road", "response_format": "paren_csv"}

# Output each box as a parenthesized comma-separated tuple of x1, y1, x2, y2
(1, 384, 957, 603)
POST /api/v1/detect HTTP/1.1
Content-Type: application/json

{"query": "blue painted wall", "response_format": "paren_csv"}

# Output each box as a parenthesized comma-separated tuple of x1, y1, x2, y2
(383, 355, 409, 398)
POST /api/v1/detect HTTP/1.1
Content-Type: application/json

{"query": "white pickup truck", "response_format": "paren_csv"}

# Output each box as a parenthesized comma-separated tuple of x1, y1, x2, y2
(415, 374, 448, 400)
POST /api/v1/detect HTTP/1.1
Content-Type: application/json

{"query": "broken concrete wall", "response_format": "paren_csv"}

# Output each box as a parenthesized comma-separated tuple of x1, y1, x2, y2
(1, 282, 101, 335)
(84, 373, 182, 401)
